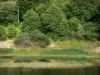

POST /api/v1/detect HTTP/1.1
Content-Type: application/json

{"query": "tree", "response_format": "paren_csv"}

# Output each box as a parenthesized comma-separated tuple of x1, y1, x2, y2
(18, 0, 34, 21)
(22, 9, 41, 33)
(18, 0, 49, 20)
(41, 6, 69, 40)
(83, 22, 98, 40)
(35, 3, 49, 15)
(67, 17, 80, 39)
(77, 24, 85, 40)
(67, 17, 98, 40)
(49, 0, 69, 9)
(0, 1, 18, 23)
(64, 0, 100, 21)
(0, 25, 6, 40)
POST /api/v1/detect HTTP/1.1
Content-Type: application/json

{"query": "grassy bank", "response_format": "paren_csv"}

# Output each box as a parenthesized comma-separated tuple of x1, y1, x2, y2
(0, 48, 100, 63)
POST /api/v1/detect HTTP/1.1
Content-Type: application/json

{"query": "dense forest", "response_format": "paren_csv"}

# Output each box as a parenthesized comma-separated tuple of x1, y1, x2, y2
(0, 0, 100, 48)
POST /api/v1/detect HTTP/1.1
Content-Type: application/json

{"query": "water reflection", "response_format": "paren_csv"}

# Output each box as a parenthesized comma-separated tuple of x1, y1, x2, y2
(0, 67, 100, 75)
(0, 59, 100, 75)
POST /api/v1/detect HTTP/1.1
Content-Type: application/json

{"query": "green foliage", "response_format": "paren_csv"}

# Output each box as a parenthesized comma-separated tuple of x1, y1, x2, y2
(66, 17, 98, 40)
(41, 6, 69, 40)
(83, 22, 98, 40)
(14, 32, 30, 47)
(41, 6, 65, 31)
(77, 24, 85, 40)
(67, 17, 81, 39)
(18, 0, 34, 20)
(6, 24, 20, 39)
(18, 0, 49, 20)
(0, 25, 6, 40)
(30, 30, 50, 47)
(15, 30, 50, 48)
(0, 1, 18, 23)
(64, 0, 100, 21)
(35, 3, 49, 15)
(22, 9, 41, 33)
(0, 0, 100, 42)
(50, 0, 70, 9)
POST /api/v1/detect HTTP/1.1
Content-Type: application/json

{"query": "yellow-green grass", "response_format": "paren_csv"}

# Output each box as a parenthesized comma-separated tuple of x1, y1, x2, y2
(55, 40, 89, 49)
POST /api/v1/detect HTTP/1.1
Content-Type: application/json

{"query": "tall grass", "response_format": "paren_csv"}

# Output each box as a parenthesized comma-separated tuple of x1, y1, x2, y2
(55, 40, 88, 49)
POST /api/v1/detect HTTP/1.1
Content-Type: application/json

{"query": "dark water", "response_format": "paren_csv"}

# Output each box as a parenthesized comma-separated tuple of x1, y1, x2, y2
(0, 58, 100, 75)
(0, 66, 100, 75)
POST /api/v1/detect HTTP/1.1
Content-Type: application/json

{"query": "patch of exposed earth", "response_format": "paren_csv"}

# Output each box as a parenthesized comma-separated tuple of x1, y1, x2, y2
(0, 40, 14, 48)
(0, 40, 100, 53)
(95, 47, 100, 53)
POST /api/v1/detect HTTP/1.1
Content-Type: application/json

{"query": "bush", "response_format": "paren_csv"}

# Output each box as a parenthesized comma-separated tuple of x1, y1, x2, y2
(6, 24, 20, 39)
(0, 25, 6, 40)
(14, 33, 31, 47)
(15, 30, 50, 48)
(30, 30, 50, 48)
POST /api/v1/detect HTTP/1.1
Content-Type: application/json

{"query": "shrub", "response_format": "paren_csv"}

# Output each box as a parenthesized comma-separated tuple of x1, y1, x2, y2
(6, 24, 20, 39)
(0, 25, 6, 40)
(15, 30, 50, 48)
(14, 33, 31, 47)
(30, 30, 50, 48)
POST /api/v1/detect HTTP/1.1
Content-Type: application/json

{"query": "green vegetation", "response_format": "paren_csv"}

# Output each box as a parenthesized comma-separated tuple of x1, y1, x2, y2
(0, 48, 99, 62)
(6, 24, 20, 39)
(55, 40, 88, 49)
(15, 30, 50, 48)
(0, 1, 18, 23)
(0, 0, 100, 75)
(0, 48, 13, 54)
(0, 0, 100, 48)
(41, 6, 68, 40)
(0, 25, 6, 40)
(40, 49, 89, 55)
(22, 9, 41, 33)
